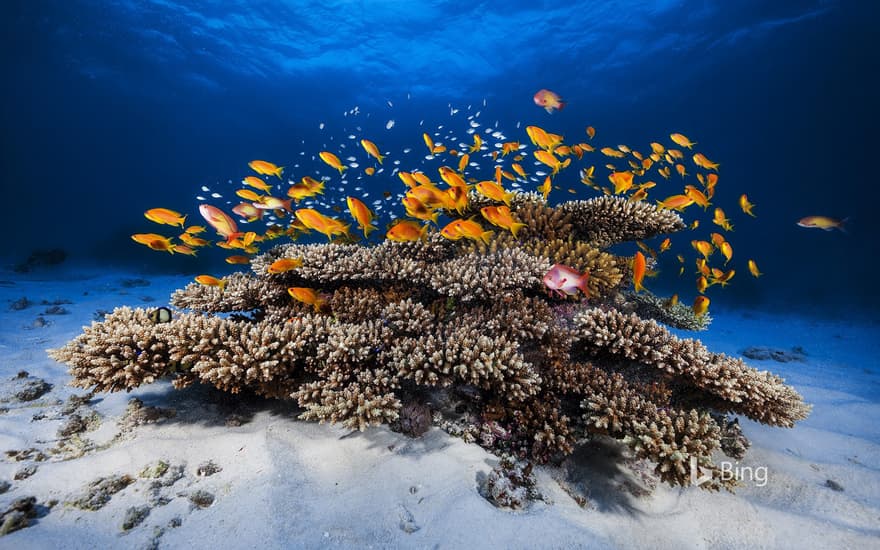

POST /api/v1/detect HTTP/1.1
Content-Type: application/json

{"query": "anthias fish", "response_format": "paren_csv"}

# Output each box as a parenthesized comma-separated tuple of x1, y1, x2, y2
(543, 264, 590, 298)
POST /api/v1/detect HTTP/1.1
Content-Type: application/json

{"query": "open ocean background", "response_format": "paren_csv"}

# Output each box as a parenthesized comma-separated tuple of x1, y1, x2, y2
(2, 0, 876, 315)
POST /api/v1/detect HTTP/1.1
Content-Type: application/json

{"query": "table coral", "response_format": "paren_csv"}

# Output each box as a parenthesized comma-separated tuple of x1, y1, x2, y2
(49, 193, 810, 490)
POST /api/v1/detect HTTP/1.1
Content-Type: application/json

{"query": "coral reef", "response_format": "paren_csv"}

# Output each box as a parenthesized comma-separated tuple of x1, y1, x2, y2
(49, 193, 810, 491)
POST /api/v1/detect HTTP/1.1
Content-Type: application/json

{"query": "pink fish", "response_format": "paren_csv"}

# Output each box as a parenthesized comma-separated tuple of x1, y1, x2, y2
(199, 204, 240, 240)
(533, 89, 565, 113)
(543, 264, 589, 298)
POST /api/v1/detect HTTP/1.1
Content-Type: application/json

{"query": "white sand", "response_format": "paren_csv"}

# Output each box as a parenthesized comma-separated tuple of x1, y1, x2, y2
(0, 267, 878, 549)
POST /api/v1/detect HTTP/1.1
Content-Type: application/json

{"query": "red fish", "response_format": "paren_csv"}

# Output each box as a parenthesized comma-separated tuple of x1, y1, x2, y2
(533, 89, 565, 113)
(543, 264, 589, 298)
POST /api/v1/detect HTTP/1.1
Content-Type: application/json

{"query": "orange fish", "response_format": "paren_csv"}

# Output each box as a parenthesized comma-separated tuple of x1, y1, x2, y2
(739, 194, 756, 217)
(364, 166, 376, 176)
(525, 125, 563, 151)
(242, 176, 273, 192)
(346, 196, 378, 237)
(683, 185, 711, 209)
(386, 220, 427, 242)
(534, 150, 571, 175)
(131, 233, 174, 253)
(249, 160, 284, 179)
(632, 251, 647, 292)
(658, 237, 672, 253)
(475, 180, 514, 206)
(144, 208, 186, 228)
(470, 134, 483, 153)
(538, 176, 553, 200)
(480, 205, 526, 238)
(287, 287, 326, 312)
(225, 255, 251, 265)
(319, 151, 346, 174)
(402, 196, 440, 223)
(586, 126, 596, 139)
(458, 153, 470, 174)
(670, 133, 696, 149)
(451, 218, 493, 245)
(608, 171, 635, 194)
(720, 242, 733, 264)
(712, 208, 734, 231)
(195, 275, 225, 292)
(360, 139, 384, 164)
(295, 208, 349, 239)
(692, 153, 719, 171)
(675, 164, 688, 178)
(691, 240, 713, 260)
(533, 89, 565, 113)
(656, 194, 694, 211)
(268, 258, 303, 274)
(236, 188, 263, 201)
(199, 204, 240, 240)
(696, 275, 709, 293)
(422, 133, 435, 153)
(748, 259, 763, 277)
(692, 295, 710, 316)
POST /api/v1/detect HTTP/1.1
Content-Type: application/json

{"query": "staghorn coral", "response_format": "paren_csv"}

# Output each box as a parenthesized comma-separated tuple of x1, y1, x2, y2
(50, 197, 809, 492)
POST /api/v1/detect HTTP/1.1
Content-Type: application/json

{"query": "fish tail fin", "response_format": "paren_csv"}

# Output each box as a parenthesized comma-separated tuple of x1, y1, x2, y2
(180, 214, 187, 227)
(578, 271, 590, 298)
(510, 222, 526, 239)
(481, 230, 494, 245)
(558, 101, 566, 111)
(838, 217, 850, 233)
(364, 224, 378, 237)
(275, 166, 285, 179)
(338, 166, 347, 174)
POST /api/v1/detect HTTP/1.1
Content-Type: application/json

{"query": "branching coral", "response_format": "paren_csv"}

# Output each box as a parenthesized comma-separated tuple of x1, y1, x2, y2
(49, 196, 809, 492)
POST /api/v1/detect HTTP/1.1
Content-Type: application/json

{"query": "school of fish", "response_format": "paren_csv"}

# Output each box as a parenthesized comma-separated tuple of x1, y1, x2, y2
(132, 94, 774, 318)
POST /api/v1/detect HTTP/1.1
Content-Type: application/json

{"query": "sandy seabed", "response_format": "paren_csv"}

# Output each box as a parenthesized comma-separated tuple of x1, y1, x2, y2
(0, 266, 878, 549)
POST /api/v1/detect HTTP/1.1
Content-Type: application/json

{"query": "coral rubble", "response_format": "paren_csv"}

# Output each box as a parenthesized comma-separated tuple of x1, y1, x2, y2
(49, 194, 810, 491)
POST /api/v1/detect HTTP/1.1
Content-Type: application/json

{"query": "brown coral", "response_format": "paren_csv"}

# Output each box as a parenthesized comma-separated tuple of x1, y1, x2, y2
(49, 194, 809, 492)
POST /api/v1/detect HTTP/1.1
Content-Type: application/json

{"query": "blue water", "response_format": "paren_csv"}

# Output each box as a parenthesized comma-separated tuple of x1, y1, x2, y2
(2, 0, 876, 314)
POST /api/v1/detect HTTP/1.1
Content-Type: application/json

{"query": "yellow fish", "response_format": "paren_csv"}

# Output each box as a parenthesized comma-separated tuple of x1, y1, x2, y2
(692, 295, 710, 316)
(534, 150, 571, 175)
(692, 153, 719, 171)
(470, 134, 482, 153)
(195, 275, 225, 292)
(242, 176, 273, 192)
(739, 194, 756, 217)
(656, 194, 694, 211)
(319, 151, 346, 174)
(691, 240, 714, 260)
(346, 196, 378, 237)
(713, 208, 734, 231)
(538, 176, 552, 200)
(225, 255, 251, 265)
(632, 251, 647, 292)
(360, 139, 384, 164)
(600, 147, 626, 158)
(249, 160, 284, 179)
(236, 188, 263, 201)
(670, 133, 696, 149)
(268, 258, 303, 274)
(608, 171, 634, 194)
(144, 208, 186, 228)
(748, 259, 763, 277)
(423, 133, 435, 153)
(386, 220, 427, 242)
(287, 287, 326, 312)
